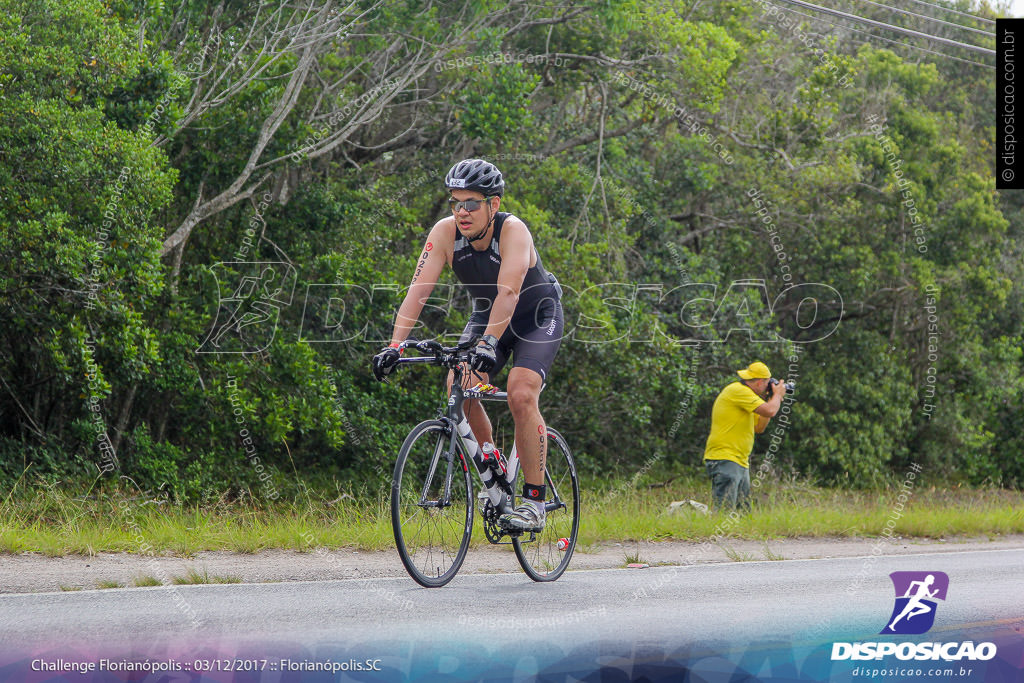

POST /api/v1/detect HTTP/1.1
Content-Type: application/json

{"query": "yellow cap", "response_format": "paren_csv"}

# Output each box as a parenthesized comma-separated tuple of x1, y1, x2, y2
(737, 361, 771, 380)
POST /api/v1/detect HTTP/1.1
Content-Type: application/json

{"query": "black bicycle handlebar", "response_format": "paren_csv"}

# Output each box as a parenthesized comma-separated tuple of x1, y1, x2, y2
(391, 336, 480, 370)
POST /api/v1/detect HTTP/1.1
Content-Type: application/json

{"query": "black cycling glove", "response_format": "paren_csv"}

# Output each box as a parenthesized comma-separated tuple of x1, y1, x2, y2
(469, 341, 496, 373)
(372, 346, 401, 381)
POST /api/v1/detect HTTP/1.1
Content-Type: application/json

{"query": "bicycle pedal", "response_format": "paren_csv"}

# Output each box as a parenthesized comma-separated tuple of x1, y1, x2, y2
(507, 531, 536, 543)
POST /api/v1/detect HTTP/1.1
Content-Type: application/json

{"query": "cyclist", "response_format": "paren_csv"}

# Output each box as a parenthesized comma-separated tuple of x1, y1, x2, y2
(372, 159, 563, 532)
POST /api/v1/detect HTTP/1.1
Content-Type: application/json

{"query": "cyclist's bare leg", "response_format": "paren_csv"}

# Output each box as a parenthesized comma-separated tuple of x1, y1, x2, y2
(506, 367, 545, 486)
(446, 368, 494, 445)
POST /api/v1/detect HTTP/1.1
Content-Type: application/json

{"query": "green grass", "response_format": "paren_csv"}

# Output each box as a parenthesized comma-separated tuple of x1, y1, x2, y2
(0, 474, 1021, 556)
(172, 568, 242, 585)
(132, 575, 163, 587)
(623, 549, 645, 565)
(96, 580, 123, 589)
(719, 543, 756, 562)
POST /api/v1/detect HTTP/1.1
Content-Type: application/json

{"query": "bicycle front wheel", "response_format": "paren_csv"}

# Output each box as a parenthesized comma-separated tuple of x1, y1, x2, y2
(512, 426, 580, 582)
(391, 420, 473, 587)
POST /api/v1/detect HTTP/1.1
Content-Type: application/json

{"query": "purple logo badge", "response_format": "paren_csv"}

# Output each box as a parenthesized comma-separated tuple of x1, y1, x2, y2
(881, 571, 949, 635)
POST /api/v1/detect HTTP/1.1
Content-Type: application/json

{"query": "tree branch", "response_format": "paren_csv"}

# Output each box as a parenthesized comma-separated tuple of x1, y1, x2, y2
(545, 118, 645, 157)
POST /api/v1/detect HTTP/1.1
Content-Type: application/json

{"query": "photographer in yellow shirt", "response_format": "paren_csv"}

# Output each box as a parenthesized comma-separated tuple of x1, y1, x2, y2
(703, 362, 787, 510)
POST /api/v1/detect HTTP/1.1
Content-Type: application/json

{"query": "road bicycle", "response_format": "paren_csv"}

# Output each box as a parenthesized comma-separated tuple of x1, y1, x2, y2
(385, 337, 579, 587)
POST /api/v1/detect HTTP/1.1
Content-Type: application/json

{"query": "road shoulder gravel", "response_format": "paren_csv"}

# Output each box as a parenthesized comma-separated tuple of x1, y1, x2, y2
(2, 534, 1022, 594)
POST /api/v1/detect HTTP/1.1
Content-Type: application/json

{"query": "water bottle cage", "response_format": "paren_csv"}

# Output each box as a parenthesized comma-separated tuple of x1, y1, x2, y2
(483, 453, 512, 493)
(487, 454, 507, 476)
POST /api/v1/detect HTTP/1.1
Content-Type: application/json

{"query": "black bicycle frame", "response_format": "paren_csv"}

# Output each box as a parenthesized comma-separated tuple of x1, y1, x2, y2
(393, 341, 564, 518)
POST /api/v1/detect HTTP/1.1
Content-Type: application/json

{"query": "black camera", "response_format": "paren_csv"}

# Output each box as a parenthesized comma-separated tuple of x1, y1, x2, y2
(769, 378, 795, 392)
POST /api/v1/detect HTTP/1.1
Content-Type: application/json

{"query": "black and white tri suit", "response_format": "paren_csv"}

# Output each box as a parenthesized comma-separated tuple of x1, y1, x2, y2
(453, 212, 564, 381)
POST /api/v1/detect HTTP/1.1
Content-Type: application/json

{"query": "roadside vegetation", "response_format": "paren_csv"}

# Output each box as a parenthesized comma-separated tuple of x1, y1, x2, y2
(2, 472, 1020, 557)
(2, 0, 1022, 509)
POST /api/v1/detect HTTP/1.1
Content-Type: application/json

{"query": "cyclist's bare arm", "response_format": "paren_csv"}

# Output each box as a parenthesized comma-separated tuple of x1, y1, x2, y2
(389, 219, 452, 345)
(483, 217, 531, 341)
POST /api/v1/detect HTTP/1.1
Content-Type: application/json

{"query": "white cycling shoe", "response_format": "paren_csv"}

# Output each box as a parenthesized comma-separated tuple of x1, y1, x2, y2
(498, 502, 546, 532)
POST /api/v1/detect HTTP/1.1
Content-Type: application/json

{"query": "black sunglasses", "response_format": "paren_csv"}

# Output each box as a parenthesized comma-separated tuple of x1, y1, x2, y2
(448, 197, 493, 213)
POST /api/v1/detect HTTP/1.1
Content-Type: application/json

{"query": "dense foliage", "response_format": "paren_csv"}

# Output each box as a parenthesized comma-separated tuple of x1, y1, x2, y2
(1, 0, 1020, 500)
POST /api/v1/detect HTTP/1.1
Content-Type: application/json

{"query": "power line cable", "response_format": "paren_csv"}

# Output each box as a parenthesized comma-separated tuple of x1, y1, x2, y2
(898, 0, 996, 25)
(769, 0, 995, 54)
(774, 4, 991, 67)
(769, 3, 995, 68)
(849, 0, 994, 37)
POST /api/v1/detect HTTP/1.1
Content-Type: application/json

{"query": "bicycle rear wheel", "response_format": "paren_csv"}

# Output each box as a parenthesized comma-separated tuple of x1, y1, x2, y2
(512, 427, 579, 581)
(391, 420, 473, 587)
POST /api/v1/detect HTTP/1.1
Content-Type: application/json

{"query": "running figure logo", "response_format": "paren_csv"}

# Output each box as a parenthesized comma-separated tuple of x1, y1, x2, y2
(197, 262, 296, 354)
(881, 571, 949, 635)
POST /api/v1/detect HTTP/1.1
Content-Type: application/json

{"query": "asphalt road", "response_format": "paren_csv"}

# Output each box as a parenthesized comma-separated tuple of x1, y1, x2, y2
(1, 549, 1021, 680)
